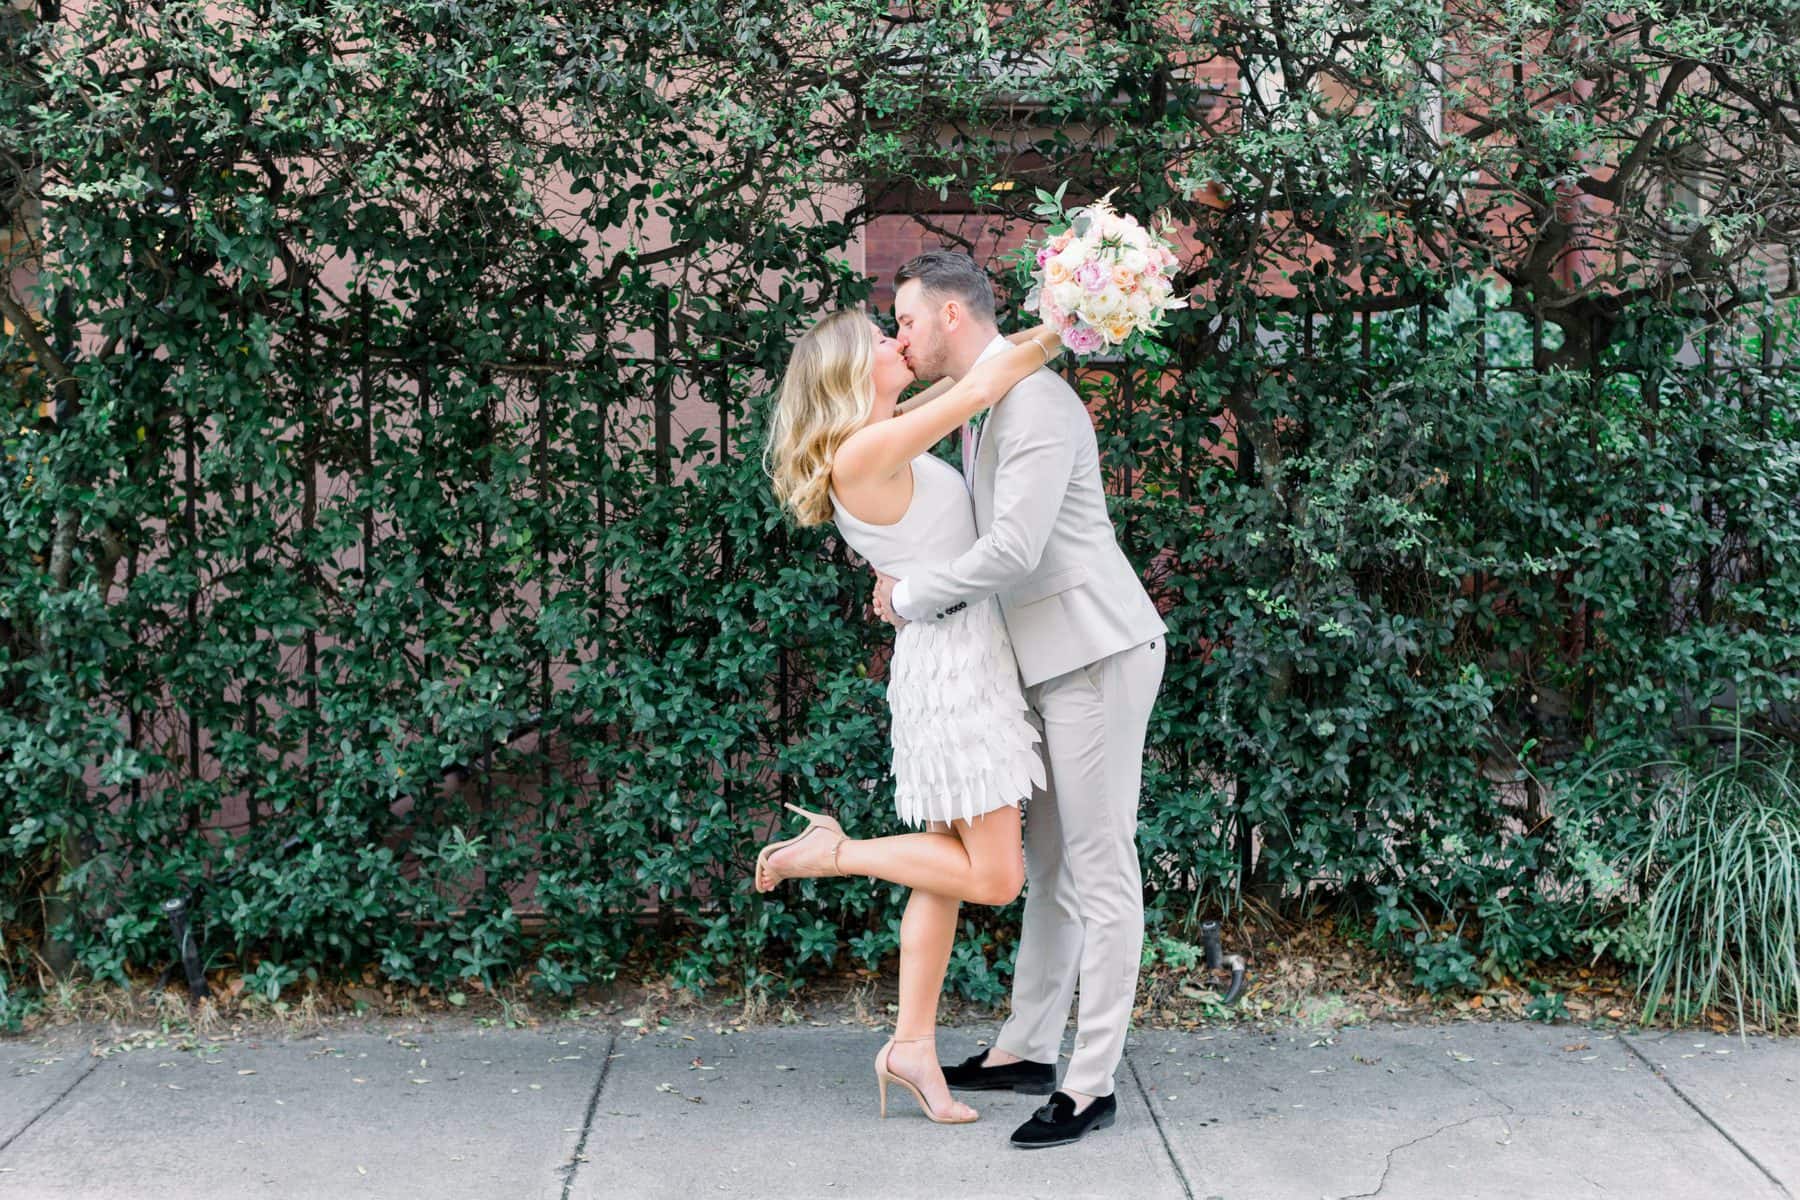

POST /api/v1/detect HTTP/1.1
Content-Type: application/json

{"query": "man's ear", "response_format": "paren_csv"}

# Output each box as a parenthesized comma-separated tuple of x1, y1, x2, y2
(941, 299, 963, 332)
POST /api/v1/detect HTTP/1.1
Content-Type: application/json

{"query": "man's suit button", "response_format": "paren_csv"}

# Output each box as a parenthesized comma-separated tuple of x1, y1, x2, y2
(946, 601, 966, 615)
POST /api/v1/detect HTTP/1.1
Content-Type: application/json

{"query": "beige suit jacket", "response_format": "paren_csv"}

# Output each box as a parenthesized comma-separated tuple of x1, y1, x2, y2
(904, 337, 1167, 688)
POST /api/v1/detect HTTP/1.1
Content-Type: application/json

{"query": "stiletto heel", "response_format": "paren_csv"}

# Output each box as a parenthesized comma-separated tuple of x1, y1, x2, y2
(754, 805, 847, 891)
(874, 1034, 978, 1125)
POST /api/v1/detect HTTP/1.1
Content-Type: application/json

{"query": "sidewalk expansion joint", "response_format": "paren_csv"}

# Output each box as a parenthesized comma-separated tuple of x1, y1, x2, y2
(1123, 1048, 1196, 1200)
(0, 1054, 101, 1159)
(1620, 1033, 1793, 1198)
(557, 1029, 618, 1200)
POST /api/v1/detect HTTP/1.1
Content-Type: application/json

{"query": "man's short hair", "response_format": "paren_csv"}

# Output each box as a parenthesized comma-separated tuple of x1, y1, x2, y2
(894, 250, 996, 323)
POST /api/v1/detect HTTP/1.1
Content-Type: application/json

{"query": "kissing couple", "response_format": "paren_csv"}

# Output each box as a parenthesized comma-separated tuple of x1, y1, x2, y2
(758, 250, 1167, 1149)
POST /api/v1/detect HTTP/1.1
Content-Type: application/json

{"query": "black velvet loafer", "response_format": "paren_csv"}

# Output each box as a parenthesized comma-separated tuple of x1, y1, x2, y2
(1009, 1090, 1118, 1149)
(941, 1047, 1056, 1094)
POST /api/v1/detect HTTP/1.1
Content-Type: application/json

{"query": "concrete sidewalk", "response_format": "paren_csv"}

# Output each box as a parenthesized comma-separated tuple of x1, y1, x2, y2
(2, 1018, 1794, 1199)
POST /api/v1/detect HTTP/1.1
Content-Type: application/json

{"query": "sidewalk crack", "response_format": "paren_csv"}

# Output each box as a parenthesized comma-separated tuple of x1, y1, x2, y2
(557, 1029, 618, 1199)
(1338, 1112, 1493, 1199)
(1438, 1061, 1517, 1146)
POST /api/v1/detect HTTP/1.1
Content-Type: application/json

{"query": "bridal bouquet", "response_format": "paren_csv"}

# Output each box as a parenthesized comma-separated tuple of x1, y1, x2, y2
(1019, 184, 1186, 357)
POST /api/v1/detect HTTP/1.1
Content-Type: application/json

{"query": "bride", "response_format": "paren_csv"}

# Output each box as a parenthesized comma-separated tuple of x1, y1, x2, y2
(759, 305, 1064, 1125)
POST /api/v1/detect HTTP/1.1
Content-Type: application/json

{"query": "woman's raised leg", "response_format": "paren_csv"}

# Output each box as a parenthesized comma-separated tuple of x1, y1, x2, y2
(760, 803, 1024, 905)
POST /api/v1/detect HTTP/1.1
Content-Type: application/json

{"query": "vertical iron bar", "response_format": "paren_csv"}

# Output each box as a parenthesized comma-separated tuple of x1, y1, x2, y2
(715, 357, 734, 822)
(1530, 308, 1543, 509)
(185, 416, 200, 800)
(538, 333, 552, 797)
(477, 365, 493, 813)
(595, 318, 611, 813)
(1237, 309, 1256, 486)
(361, 292, 375, 588)
(1758, 317, 1773, 435)
(1757, 319, 1772, 582)
(128, 549, 141, 809)
(1298, 302, 1314, 459)
(303, 394, 318, 764)
(244, 474, 258, 833)
(653, 307, 672, 488)
(1472, 286, 1486, 609)
(1178, 334, 1195, 506)
(1582, 313, 1599, 723)
(594, 317, 610, 647)
(1121, 368, 1136, 502)
(1699, 331, 1715, 626)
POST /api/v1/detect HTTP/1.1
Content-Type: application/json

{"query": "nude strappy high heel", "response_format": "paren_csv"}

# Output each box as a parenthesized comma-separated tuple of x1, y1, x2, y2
(876, 1034, 979, 1124)
(754, 803, 846, 892)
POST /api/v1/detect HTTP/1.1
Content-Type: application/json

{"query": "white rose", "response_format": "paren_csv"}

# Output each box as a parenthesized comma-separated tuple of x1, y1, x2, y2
(1089, 286, 1125, 318)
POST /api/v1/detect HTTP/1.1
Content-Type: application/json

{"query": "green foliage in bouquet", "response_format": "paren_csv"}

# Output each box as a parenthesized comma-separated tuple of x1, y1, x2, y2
(1008, 181, 1186, 364)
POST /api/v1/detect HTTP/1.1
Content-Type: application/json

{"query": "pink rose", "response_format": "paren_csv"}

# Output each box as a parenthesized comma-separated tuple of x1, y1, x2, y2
(1076, 261, 1108, 293)
(1036, 247, 1053, 267)
(1062, 322, 1105, 355)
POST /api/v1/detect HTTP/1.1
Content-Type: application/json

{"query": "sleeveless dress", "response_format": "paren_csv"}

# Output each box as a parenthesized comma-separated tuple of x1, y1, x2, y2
(831, 453, 1046, 828)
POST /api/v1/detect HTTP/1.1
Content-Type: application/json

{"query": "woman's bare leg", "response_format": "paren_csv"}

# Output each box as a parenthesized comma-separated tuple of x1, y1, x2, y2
(762, 804, 1024, 905)
(886, 868, 976, 1120)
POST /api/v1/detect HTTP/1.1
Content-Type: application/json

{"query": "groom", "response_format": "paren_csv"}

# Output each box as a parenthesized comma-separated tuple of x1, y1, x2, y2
(872, 250, 1167, 1149)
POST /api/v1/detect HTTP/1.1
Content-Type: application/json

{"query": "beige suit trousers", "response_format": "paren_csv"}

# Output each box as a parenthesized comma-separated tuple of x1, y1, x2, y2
(994, 634, 1165, 1098)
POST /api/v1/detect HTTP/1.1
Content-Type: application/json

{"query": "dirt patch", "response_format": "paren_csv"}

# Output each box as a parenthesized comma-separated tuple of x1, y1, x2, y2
(6, 911, 1771, 1053)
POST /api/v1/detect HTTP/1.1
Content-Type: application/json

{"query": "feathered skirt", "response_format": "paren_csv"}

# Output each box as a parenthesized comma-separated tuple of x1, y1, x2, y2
(887, 594, 1045, 828)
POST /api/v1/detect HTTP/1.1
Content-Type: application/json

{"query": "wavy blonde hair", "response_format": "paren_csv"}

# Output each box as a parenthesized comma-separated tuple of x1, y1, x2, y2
(764, 309, 876, 527)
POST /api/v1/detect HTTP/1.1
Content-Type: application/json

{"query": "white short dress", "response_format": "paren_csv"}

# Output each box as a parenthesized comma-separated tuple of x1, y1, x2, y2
(831, 453, 1046, 828)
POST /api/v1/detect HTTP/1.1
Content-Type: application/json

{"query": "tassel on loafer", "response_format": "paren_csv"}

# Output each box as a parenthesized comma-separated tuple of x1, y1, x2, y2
(1010, 1090, 1117, 1149)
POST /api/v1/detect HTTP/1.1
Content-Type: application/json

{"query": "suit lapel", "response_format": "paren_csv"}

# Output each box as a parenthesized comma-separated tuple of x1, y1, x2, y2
(972, 406, 997, 521)
(962, 335, 1009, 493)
